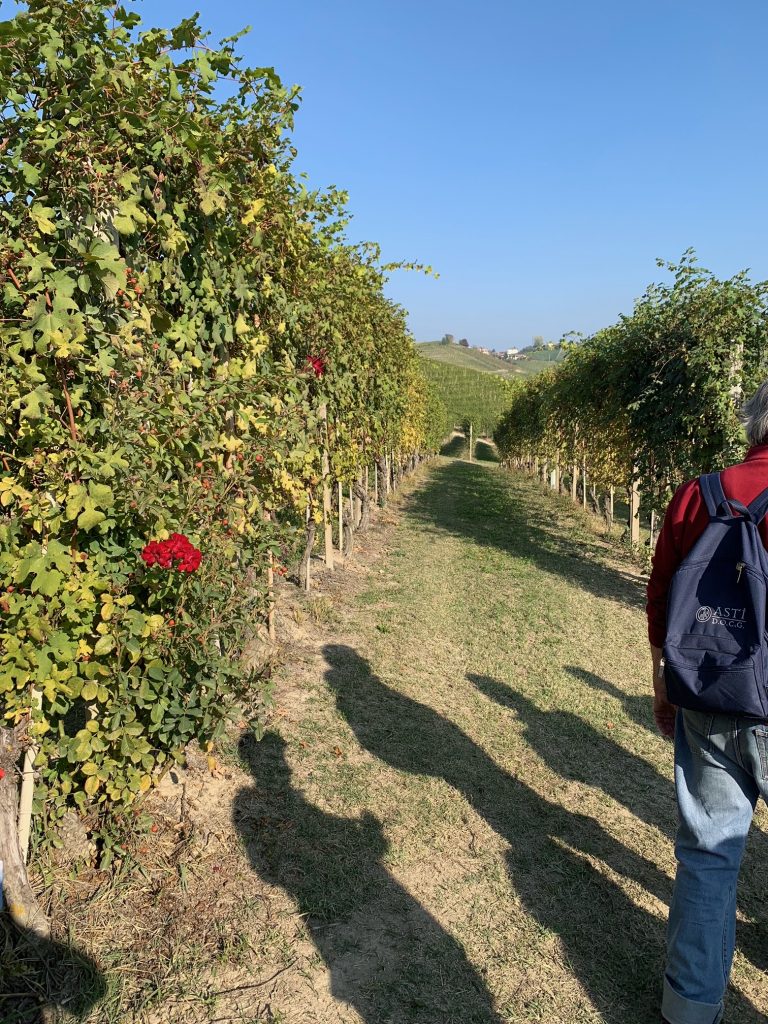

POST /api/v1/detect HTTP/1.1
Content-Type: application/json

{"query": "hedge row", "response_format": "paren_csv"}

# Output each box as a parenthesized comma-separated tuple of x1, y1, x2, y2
(494, 253, 768, 507)
(0, 0, 446, 824)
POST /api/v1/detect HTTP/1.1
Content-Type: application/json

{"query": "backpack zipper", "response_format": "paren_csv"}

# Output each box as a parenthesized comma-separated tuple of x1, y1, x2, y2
(736, 561, 745, 583)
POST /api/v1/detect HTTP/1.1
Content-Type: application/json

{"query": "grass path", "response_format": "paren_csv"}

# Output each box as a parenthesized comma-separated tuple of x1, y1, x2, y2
(236, 454, 768, 1023)
(28, 454, 768, 1023)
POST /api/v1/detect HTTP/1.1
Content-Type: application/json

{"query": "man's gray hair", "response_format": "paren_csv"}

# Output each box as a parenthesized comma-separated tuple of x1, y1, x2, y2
(741, 381, 768, 447)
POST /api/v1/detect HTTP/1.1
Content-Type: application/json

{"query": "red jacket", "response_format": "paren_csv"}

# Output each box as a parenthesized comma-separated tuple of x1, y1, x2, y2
(647, 445, 768, 647)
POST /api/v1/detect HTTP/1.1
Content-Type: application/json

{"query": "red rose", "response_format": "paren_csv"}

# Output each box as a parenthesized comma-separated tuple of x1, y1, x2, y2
(306, 354, 326, 378)
(140, 534, 202, 574)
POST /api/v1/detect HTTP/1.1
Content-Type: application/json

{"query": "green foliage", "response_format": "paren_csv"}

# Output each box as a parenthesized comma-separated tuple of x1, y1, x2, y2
(0, 0, 442, 820)
(495, 253, 768, 504)
(419, 358, 510, 436)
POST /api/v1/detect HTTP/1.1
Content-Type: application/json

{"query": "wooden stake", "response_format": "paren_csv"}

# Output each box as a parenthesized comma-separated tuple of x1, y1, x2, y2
(319, 405, 334, 570)
(629, 467, 641, 545)
(264, 511, 276, 642)
(17, 690, 41, 864)
(337, 481, 344, 556)
(571, 463, 578, 502)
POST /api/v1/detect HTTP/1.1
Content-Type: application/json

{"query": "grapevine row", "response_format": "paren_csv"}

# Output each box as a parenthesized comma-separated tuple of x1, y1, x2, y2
(0, 0, 447, 924)
(494, 253, 768, 537)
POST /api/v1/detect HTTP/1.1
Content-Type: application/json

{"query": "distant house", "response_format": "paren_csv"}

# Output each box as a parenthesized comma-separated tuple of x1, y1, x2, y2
(505, 347, 519, 358)
(477, 347, 490, 355)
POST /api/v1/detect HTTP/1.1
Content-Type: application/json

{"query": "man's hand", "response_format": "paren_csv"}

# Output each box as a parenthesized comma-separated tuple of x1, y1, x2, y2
(651, 644, 677, 739)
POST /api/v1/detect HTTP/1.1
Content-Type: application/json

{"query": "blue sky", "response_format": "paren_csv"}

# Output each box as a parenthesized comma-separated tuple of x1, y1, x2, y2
(4, 1, 768, 348)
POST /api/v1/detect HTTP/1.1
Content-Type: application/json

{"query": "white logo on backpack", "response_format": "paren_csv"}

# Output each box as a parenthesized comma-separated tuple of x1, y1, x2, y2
(696, 605, 746, 628)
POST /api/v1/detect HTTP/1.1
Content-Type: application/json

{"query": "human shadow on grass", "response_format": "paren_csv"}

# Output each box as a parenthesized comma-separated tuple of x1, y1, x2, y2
(469, 673, 677, 841)
(0, 920, 105, 1024)
(234, 731, 505, 1024)
(565, 665, 656, 736)
(474, 670, 768, 978)
(404, 459, 645, 610)
(323, 643, 766, 1024)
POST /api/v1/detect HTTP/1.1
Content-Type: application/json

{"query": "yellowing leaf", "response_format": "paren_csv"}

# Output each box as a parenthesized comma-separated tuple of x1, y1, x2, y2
(241, 198, 265, 225)
(81, 681, 98, 701)
(93, 635, 115, 656)
(30, 204, 56, 234)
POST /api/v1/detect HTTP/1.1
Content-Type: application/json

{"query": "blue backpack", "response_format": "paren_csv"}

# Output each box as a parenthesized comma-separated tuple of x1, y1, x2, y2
(663, 472, 768, 718)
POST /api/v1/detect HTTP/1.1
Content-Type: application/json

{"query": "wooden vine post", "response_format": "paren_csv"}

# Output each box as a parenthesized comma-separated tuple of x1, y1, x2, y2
(581, 459, 587, 509)
(628, 465, 641, 545)
(319, 405, 334, 570)
(469, 423, 473, 462)
(571, 462, 578, 502)
(299, 502, 315, 592)
(17, 688, 41, 863)
(337, 481, 344, 556)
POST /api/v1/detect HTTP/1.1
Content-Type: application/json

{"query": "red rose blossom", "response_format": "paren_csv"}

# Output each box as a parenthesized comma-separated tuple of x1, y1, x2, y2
(306, 354, 326, 378)
(141, 533, 202, 573)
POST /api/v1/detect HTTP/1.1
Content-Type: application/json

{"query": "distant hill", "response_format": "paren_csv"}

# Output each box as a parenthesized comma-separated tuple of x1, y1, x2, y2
(416, 341, 563, 379)
(416, 342, 520, 377)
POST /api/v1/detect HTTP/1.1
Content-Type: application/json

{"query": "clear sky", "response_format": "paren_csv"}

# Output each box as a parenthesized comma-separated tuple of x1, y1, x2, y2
(5, 0, 768, 348)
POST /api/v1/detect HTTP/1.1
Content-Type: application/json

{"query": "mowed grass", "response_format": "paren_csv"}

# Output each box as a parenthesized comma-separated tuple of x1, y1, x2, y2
(239, 457, 768, 1023)
(24, 457, 768, 1022)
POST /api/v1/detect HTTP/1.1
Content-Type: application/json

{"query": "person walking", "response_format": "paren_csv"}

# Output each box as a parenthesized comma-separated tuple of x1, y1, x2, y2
(647, 381, 768, 1024)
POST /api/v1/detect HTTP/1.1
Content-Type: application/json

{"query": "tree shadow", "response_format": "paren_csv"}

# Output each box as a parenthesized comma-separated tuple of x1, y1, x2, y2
(474, 440, 499, 464)
(482, 668, 768, 977)
(439, 435, 466, 458)
(322, 643, 766, 1023)
(402, 460, 645, 611)
(0, 920, 106, 1024)
(233, 731, 505, 1024)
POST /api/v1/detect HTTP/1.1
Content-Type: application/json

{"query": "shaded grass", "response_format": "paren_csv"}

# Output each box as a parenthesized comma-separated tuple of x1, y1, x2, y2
(0, 921, 106, 1024)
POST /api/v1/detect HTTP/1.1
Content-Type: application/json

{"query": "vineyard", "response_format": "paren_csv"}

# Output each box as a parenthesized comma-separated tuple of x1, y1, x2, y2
(416, 341, 518, 377)
(494, 253, 768, 540)
(0, 0, 447, 936)
(418, 356, 511, 436)
(3, 3, 768, 1024)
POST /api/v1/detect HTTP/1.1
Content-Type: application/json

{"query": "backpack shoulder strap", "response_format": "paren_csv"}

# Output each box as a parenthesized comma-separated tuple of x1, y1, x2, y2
(699, 473, 729, 519)
(747, 485, 768, 525)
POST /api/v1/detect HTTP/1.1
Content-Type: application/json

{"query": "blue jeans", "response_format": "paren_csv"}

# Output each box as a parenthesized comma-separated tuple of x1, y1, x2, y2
(664, 708, 768, 1024)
